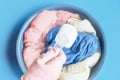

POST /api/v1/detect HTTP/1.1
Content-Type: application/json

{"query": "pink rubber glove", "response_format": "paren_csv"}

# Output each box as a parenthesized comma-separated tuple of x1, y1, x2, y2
(21, 47, 66, 80)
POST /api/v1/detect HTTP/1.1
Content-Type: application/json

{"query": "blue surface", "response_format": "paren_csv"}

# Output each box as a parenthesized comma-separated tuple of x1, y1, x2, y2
(0, 0, 120, 80)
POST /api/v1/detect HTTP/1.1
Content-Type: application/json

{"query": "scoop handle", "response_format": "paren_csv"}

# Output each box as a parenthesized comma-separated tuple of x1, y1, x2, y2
(54, 43, 63, 49)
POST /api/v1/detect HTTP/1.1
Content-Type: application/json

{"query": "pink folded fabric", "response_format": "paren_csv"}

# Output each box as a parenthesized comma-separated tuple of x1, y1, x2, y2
(23, 10, 80, 68)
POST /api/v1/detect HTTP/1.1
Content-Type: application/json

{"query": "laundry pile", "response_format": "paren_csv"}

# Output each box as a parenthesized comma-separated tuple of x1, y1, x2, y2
(22, 10, 101, 80)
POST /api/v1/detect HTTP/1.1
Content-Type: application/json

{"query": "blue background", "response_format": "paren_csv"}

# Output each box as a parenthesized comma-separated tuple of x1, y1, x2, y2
(0, 0, 120, 80)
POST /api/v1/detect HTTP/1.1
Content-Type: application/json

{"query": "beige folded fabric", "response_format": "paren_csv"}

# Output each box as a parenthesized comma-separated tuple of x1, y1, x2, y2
(58, 52, 101, 80)
(80, 52, 101, 68)
(67, 18, 96, 35)
(59, 63, 90, 80)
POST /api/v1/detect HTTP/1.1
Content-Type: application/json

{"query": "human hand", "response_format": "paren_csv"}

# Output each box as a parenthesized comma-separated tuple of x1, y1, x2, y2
(21, 47, 66, 80)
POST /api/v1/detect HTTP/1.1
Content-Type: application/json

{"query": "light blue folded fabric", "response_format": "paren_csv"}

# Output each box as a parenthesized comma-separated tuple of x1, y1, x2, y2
(45, 26, 99, 66)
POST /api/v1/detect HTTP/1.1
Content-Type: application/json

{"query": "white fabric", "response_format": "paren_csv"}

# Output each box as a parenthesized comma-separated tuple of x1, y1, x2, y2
(59, 52, 101, 80)
(67, 18, 96, 35)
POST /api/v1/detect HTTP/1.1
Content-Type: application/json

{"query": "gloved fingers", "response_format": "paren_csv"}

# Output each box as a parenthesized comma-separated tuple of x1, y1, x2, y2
(37, 47, 60, 65)
(46, 50, 66, 66)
